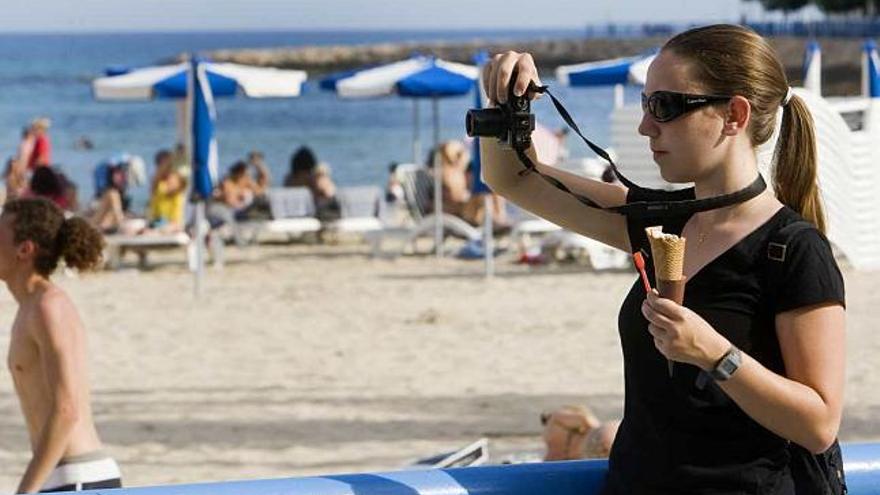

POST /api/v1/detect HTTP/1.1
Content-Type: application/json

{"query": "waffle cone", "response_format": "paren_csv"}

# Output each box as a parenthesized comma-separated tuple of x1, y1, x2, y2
(645, 226, 686, 282)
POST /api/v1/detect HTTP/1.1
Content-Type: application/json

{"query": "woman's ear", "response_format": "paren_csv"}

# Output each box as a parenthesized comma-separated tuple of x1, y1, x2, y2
(722, 95, 751, 136)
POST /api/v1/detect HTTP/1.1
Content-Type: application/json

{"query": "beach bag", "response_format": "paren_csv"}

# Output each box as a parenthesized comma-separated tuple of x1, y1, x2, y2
(765, 220, 847, 495)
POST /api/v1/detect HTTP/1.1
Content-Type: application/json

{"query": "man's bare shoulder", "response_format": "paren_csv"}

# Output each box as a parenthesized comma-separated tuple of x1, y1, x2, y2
(29, 286, 81, 342)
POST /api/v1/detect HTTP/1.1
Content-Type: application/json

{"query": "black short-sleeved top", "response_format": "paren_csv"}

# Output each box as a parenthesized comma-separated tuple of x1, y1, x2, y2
(603, 185, 846, 495)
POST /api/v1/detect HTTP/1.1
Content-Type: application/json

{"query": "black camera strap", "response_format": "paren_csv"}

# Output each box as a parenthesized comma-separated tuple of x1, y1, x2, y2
(512, 85, 767, 219)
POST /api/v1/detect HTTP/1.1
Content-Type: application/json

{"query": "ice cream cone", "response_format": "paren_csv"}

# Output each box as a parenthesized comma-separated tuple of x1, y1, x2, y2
(645, 226, 688, 376)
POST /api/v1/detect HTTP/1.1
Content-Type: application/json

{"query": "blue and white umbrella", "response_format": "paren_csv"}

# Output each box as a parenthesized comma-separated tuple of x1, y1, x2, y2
(803, 40, 822, 95)
(321, 55, 479, 162)
(93, 61, 307, 100)
(864, 40, 880, 99)
(556, 50, 657, 108)
(93, 59, 307, 151)
(556, 51, 656, 86)
(324, 55, 478, 98)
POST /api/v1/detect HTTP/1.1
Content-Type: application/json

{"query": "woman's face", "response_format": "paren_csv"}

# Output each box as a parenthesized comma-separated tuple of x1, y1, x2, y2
(638, 51, 731, 184)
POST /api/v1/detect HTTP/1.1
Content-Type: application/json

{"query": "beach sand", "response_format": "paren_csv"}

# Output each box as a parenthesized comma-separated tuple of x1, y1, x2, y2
(0, 241, 877, 490)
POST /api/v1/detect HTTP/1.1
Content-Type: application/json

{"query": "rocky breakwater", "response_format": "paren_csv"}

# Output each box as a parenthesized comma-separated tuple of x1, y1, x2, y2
(204, 36, 867, 96)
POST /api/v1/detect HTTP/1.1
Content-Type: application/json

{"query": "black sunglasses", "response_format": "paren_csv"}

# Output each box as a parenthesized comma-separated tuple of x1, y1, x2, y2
(641, 91, 733, 123)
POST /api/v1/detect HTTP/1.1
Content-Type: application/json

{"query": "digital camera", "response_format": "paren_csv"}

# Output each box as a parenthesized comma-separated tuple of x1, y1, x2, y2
(466, 77, 535, 150)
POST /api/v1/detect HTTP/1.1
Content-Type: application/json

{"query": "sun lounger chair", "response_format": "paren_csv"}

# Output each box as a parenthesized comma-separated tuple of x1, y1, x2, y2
(239, 187, 322, 243)
(508, 204, 563, 247)
(103, 231, 192, 269)
(323, 185, 385, 236)
(369, 164, 482, 257)
(409, 438, 490, 468)
(539, 230, 630, 270)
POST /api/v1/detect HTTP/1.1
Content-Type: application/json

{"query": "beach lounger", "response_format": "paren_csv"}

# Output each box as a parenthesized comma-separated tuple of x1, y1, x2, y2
(409, 438, 490, 468)
(508, 204, 563, 246)
(239, 187, 322, 243)
(103, 231, 192, 269)
(323, 185, 385, 236)
(370, 164, 481, 257)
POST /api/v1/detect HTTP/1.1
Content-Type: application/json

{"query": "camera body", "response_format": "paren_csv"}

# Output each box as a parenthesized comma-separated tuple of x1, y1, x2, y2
(466, 81, 535, 151)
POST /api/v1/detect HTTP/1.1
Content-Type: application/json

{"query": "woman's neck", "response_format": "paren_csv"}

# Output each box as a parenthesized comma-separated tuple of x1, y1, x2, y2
(692, 152, 764, 223)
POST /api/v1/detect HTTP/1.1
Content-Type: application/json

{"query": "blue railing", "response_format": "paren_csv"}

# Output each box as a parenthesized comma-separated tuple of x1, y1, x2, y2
(81, 442, 880, 494)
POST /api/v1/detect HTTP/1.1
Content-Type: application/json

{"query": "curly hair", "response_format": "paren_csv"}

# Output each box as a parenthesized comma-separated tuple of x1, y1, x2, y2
(2, 198, 105, 276)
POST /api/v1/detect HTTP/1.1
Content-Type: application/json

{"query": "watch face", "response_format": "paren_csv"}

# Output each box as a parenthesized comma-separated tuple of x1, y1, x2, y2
(713, 348, 741, 381)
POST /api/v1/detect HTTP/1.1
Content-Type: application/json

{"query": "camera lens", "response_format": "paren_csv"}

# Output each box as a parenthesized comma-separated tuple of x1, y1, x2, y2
(466, 108, 507, 139)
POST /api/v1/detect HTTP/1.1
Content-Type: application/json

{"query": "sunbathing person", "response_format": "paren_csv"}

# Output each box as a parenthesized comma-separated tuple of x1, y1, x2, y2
(88, 162, 132, 234)
(1, 198, 122, 493)
(148, 149, 186, 232)
(428, 141, 510, 229)
(284, 146, 317, 188)
(541, 405, 620, 460)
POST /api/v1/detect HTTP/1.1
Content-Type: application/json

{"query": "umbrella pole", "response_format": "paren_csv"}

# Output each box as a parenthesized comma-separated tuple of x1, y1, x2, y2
(432, 97, 443, 258)
(412, 100, 421, 165)
(194, 200, 206, 297)
(177, 100, 188, 149)
(186, 54, 205, 298)
(483, 195, 494, 278)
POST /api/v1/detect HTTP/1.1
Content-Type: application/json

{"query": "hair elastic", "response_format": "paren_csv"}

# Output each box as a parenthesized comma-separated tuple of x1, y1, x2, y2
(782, 87, 794, 107)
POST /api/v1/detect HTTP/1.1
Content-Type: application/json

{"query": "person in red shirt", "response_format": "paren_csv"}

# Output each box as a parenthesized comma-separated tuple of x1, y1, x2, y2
(28, 118, 52, 170)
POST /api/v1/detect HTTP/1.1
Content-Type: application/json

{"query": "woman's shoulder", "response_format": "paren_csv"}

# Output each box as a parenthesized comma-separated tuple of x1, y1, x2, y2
(765, 207, 845, 313)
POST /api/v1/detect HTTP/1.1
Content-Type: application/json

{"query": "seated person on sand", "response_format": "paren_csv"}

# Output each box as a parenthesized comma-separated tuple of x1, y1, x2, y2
(147, 149, 186, 233)
(2, 198, 122, 493)
(541, 405, 620, 460)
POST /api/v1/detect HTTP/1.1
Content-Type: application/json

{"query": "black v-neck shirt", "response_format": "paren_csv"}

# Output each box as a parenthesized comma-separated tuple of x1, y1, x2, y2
(603, 185, 846, 495)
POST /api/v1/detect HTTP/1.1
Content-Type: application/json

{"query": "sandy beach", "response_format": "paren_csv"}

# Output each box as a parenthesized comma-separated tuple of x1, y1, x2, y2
(0, 242, 877, 490)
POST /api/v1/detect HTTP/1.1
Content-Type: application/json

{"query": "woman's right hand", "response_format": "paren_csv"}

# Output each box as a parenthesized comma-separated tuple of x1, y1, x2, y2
(482, 51, 543, 105)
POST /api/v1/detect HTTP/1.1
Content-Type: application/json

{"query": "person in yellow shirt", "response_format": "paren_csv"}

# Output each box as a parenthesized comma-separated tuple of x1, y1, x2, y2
(148, 150, 185, 232)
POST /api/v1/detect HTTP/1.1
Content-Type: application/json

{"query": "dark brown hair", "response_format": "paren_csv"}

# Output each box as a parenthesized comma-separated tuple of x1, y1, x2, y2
(2, 198, 105, 276)
(663, 24, 826, 234)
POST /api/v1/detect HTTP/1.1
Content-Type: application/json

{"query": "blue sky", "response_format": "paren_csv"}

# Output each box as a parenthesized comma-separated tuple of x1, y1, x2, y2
(1, 0, 818, 32)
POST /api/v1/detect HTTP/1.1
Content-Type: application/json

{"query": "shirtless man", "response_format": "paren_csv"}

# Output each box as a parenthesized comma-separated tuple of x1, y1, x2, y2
(1, 198, 121, 493)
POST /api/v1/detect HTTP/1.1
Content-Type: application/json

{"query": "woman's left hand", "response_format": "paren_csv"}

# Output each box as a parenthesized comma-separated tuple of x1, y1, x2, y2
(641, 290, 731, 370)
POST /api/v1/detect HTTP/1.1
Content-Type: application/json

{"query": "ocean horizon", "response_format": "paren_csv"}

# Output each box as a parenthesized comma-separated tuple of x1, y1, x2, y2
(0, 30, 640, 210)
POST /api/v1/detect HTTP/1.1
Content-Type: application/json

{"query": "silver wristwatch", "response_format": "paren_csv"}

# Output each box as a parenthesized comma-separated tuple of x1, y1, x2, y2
(709, 346, 742, 381)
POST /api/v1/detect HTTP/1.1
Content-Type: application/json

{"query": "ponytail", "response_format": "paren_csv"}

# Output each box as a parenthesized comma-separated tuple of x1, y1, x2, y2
(773, 94, 826, 235)
(56, 217, 105, 272)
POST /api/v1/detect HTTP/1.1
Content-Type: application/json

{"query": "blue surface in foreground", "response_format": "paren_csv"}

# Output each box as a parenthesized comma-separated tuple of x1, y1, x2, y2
(79, 443, 880, 495)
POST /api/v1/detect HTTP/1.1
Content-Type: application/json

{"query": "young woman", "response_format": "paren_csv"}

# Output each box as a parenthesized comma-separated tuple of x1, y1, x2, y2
(1, 198, 121, 493)
(481, 24, 845, 494)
